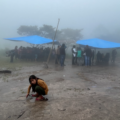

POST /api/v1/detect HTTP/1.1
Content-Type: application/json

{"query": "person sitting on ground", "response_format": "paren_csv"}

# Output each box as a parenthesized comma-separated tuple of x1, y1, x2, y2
(26, 75, 48, 101)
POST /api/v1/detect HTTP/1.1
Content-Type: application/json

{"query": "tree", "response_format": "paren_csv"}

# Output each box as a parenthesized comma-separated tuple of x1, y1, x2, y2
(17, 25, 39, 36)
(39, 25, 55, 39)
(60, 28, 83, 40)
(17, 25, 83, 41)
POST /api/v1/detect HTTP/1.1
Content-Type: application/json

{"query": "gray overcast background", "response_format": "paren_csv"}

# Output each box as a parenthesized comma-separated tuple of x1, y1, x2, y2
(0, 0, 120, 49)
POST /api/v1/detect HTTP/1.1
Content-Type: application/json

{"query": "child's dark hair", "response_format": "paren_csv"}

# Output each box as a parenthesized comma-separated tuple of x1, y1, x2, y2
(29, 75, 43, 92)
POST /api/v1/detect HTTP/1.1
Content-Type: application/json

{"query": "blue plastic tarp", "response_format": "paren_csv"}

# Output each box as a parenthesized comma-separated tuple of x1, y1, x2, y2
(4, 35, 54, 44)
(76, 38, 120, 48)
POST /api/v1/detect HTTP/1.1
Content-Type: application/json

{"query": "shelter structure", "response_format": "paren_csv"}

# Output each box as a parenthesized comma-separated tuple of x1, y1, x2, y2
(76, 38, 120, 49)
(5, 35, 54, 44)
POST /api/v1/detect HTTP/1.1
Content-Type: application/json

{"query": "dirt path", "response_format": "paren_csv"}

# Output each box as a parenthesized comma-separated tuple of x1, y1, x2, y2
(0, 60, 120, 120)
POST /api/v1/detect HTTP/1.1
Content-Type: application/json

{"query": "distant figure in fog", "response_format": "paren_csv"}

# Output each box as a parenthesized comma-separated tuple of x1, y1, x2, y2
(82, 47, 86, 66)
(55, 45, 60, 64)
(91, 50, 94, 65)
(104, 53, 110, 64)
(63, 44, 66, 66)
(52, 48, 56, 60)
(76, 47, 82, 65)
(112, 49, 117, 63)
(18, 46, 22, 59)
(84, 45, 91, 66)
(97, 51, 101, 63)
(60, 44, 66, 66)
(10, 50, 15, 63)
(14, 46, 18, 59)
(72, 45, 77, 65)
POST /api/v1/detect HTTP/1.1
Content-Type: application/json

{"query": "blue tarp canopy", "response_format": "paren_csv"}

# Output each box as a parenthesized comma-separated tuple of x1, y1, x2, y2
(4, 35, 54, 44)
(76, 38, 120, 49)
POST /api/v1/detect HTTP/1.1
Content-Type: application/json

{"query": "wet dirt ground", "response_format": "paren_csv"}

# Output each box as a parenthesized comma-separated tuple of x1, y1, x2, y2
(0, 60, 120, 120)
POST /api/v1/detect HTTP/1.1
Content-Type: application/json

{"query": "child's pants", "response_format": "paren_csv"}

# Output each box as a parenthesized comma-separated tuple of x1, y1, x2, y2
(35, 86, 45, 95)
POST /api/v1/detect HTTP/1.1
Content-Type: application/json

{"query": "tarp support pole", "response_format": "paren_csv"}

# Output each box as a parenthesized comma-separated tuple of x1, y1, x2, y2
(46, 19, 60, 64)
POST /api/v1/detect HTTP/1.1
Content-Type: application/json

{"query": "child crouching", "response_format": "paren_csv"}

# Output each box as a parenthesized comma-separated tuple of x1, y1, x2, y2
(26, 75, 48, 101)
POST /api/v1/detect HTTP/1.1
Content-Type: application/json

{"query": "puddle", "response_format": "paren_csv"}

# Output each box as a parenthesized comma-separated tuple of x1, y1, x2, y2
(26, 95, 33, 100)
(30, 98, 36, 102)
(26, 95, 36, 102)
(106, 86, 112, 89)
(91, 86, 97, 88)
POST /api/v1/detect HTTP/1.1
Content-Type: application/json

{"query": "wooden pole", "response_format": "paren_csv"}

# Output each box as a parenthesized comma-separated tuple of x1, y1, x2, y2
(46, 19, 60, 64)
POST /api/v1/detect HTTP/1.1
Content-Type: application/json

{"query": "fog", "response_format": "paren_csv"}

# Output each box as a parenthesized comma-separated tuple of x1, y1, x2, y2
(0, 0, 120, 49)
(1, 1, 120, 119)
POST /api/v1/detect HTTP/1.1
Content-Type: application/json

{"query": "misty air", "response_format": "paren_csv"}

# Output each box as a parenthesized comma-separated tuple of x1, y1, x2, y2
(0, 0, 120, 120)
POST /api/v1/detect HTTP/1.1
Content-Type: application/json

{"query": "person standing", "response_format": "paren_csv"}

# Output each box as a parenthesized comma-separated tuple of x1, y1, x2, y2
(85, 45, 91, 66)
(63, 44, 66, 66)
(89, 48, 92, 66)
(55, 45, 60, 64)
(91, 50, 94, 65)
(76, 47, 82, 65)
(18, 46, 22, 59)
(10, 50, 15, 63)
(82, 48, 86, 66)
(60, 44, 66, 67)
(72, 45, 77, 65)
(112, 49, 117, 63)
(14, 46, 18, 59)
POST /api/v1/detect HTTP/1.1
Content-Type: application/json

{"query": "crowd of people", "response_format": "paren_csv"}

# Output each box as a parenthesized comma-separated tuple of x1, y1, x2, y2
(7, 46, 53, 63)
(71, 45, 117, 66)
(71, 45, 94, 66)
(7, 44, 117, 66)
(96, 49, 117, 64)
(6, 44, 67, 67)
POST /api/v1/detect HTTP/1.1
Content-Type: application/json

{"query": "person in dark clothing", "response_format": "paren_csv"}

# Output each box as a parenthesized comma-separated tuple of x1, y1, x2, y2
(55, 45, 60, 64)
(85, 45, 91, 66)
(60, 44, 66, 66)
(91, 50, 94, 65)
(76, 47, 82, 65)
(97, 51, 100, 63)
(112, 49, 117, 63)
(63, 44, 66, 66)
(89, 48, 92, 66)
(10, 50, 15, 63)
(82, 48, 86, 66)
(14, 46, 18, 59)
(104, 53, 110, 64)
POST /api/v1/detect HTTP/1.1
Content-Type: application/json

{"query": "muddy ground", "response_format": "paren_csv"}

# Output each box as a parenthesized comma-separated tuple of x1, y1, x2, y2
(0, 59, 120, 120)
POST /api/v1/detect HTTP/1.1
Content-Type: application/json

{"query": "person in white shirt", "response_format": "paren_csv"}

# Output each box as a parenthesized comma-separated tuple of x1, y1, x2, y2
(72, 45, 77, 65)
